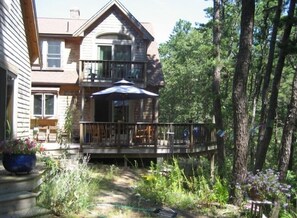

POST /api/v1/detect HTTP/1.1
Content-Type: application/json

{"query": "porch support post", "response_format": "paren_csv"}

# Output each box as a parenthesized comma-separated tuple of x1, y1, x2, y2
(140, 99, 143, 121)
(190, 123, 193, 150)
(79, 123, 83, 151)
(144, 63, 147, 86)
(80, 87, 85, 151)
(81, 87, 85, 120)
(152, 98, 159, 123)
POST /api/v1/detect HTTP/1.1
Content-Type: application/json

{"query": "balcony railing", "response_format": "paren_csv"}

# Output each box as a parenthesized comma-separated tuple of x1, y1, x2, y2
(79, 122, 216, 151)
(79, 60, 146, 85)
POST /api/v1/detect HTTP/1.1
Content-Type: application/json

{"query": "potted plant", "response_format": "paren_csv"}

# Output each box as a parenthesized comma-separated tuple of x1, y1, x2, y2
(243, 169, 291, 202)
(0, 138, 44, 174)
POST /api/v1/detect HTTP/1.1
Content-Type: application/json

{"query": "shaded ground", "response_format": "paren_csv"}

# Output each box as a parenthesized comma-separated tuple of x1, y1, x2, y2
(73, 167, 240, 218)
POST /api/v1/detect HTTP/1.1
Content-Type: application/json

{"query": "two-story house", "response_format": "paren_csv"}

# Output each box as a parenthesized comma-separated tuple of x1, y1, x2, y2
(0, 0, 40, 141)
(32, 0, 164, 143)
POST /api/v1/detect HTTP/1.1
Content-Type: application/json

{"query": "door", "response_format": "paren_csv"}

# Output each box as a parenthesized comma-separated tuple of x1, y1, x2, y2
(97, 46, 112, 79)
(113, 100, 129, 122)
(94, 99, 110, 122)
(114, 45, 131, 78)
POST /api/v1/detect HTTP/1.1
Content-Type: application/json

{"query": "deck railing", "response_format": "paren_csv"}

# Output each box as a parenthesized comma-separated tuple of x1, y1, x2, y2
(79, 122, 216, 150)
(79, 60, 146, 85)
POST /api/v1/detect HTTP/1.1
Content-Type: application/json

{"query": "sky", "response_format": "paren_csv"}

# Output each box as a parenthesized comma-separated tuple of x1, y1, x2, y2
(35, 0, 212, 43)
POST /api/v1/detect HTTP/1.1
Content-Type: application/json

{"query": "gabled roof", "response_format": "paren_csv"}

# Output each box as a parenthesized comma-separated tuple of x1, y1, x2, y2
(73, 0, 154, 41)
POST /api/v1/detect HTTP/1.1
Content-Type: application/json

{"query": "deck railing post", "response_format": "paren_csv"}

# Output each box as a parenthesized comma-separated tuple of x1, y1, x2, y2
(167, 131, 174, 156)
(154, 123, 158, 151)
(79, 123, 84, 151)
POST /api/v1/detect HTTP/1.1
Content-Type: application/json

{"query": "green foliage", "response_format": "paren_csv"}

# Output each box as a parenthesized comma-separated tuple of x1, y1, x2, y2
(61, 104, 74, 144)
(242, 169, 291, 204)
(38, 155, 100, 215)
(159, 20, 214, 123)
(280, 209, 297, 218)
(213, 177, 230, 205)
(5, 120, 11, 139)
(135, 158, 229, 211)
(282, 171, 297, 216)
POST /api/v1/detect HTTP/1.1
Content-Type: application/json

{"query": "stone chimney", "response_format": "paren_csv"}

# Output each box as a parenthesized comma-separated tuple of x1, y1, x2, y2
(70, 8, 80, 19)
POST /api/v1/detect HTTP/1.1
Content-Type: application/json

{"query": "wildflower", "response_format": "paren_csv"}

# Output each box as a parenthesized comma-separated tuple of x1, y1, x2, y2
(0, 138, 44, 155)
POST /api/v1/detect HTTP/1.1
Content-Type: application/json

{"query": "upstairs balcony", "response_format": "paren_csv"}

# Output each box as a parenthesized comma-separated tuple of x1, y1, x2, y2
(79, 60, 147, 87)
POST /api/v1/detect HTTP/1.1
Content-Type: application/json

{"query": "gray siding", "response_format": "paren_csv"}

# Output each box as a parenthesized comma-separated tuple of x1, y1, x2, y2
(80, 11, 147, 61)
(0, 0, 32, 138)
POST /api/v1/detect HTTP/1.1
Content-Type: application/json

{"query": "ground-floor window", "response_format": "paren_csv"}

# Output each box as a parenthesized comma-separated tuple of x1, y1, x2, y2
(33, 93, 56, 117)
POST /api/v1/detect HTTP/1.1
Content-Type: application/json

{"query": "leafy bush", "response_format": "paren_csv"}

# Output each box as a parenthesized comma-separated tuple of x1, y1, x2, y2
(281, 171, 297, 217)
(38, 155, 100, 215)
(135, 158, 229, 210)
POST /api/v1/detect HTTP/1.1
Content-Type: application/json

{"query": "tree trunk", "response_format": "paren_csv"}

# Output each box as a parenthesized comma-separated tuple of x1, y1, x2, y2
(248, 1, 272, 168)
(256, 0, 283, 161)
(230, 0, 255, 205)
(279, 67, 297, 181)
(212, 0, 226, 178)
(255, 0, 296, 171)
(288, 131, 295, 170)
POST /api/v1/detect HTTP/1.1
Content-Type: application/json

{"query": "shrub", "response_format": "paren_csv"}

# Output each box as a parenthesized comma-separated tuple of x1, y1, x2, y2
(38, 155, 100, 215)
(135, 158, 229, 211)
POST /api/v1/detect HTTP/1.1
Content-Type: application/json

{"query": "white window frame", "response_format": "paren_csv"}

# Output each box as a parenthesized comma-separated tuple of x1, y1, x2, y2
(32, 93, 57, 118)
(41, 39, 64, 69)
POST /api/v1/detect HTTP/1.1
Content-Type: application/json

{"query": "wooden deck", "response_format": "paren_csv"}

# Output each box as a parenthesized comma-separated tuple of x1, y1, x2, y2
(80, 122, 217, 158)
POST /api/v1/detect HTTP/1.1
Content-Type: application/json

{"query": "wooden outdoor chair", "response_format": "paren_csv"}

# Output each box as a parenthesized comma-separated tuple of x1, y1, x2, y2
(133, 125, 154, 144)
(48, 126, 58, 142)
(91, 124, 100, 143)
(37, 126, 48, 142)
(91, 124, 107, 143)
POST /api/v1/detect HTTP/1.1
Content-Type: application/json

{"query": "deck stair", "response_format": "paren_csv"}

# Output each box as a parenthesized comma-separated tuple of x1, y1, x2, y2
(0, 163, 51, 218)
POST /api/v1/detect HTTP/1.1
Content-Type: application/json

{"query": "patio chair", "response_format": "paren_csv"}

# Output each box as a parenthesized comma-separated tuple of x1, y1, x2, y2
(133, 125, 154, 144)
(48, 126, 58, 142)
(37, 126, 48, 142)
(91, 124, 107, 144)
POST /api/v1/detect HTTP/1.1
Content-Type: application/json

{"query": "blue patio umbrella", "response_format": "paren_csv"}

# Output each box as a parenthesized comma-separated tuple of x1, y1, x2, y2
(91, 79, 158, 121)
(91, 79, 158, 100)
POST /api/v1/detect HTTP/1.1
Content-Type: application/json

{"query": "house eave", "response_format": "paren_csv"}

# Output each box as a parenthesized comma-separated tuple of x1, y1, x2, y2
(73, 0, 154, 41)
(20, 0, 41, 66)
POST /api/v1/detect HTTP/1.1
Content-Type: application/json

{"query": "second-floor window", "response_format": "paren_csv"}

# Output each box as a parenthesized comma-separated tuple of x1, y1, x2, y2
(33, 94, 56, 117)
(41, 40, 63, 69)
(47, 41, 61, 68)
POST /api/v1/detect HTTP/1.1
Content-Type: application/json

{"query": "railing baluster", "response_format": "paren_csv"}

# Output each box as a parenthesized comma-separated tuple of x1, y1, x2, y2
(79, 60, 146, 84)
(79, 122, 216, 154)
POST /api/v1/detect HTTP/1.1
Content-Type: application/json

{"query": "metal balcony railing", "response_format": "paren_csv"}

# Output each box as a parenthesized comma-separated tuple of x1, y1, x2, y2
(79, 60, 146, 85)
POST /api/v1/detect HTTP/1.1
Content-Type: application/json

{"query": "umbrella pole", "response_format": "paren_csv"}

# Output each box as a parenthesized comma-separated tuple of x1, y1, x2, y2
(123, 100, 125, 122)
(122, 100, 126, 122)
